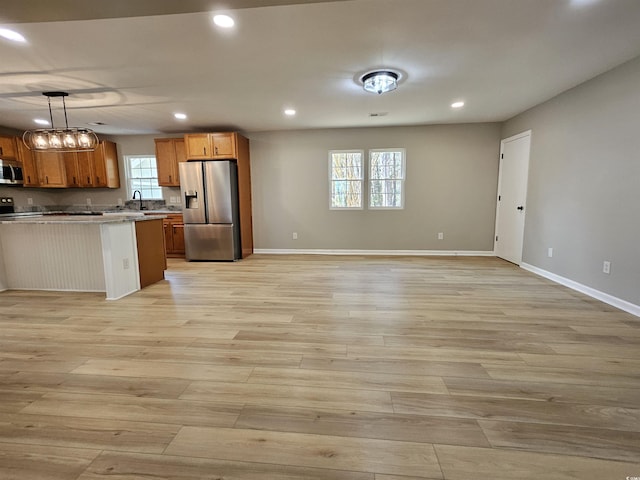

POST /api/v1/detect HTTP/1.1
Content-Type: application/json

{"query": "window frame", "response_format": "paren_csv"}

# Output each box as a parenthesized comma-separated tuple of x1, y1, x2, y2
(124, 155, 163, 201)
(328, 149, 365, 210)
(368, 148, 406, 210)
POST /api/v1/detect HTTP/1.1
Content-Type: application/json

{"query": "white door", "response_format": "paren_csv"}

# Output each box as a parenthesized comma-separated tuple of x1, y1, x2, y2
(494, 131, 531, 265)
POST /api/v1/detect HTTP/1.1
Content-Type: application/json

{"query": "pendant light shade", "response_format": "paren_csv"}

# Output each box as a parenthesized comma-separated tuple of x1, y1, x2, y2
(22, 92, 98, 152)
(361, 70, 399, 95)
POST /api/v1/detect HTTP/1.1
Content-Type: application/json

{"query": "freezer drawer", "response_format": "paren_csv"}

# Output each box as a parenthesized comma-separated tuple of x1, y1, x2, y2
(184, 224, 239, 261)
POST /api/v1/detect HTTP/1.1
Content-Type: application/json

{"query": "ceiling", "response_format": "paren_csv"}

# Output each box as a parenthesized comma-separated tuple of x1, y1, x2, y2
(1, 0, 640, 136)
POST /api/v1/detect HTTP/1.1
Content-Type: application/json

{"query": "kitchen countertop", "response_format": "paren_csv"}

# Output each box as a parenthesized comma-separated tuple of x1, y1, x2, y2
(0, 213, 166, 224)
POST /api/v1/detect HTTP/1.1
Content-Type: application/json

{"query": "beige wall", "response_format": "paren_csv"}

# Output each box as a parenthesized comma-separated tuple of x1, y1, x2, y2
(247, 124, 501, 251)
(502, 55, 640, 306)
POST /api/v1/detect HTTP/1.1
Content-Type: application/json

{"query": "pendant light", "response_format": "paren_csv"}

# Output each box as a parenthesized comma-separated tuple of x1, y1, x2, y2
(22, 92, 98, 152)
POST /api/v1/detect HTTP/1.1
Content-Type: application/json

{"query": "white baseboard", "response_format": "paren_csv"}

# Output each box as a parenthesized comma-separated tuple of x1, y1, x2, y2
(254, 249, 494, 256)
(520, 263, 640, 318)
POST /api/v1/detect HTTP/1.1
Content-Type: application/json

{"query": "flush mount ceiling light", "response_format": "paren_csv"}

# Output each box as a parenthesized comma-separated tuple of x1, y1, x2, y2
(284, 109, 296, 116)
(22, 92, 98, 152)
(451, 101, 465, 108)
(361, 70, 399, 95)
(174, 113, 187, 120)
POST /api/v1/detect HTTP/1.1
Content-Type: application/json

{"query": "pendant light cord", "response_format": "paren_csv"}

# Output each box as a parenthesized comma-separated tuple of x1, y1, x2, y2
(62, 95, 69, 129)
(47, 95, 55, 128)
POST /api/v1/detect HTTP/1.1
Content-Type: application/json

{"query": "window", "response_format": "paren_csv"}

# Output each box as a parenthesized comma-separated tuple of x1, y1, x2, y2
(329, 150, 364, 209)
(369, 149, 405, 209)
(125, 155, 163, 200)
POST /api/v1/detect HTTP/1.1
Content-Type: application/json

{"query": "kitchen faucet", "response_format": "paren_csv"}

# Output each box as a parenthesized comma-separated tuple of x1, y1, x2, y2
(132, 190, 145, 210)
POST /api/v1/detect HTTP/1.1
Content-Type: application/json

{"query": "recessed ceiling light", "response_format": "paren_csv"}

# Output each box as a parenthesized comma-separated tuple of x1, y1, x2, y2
(451, 101, 465, 109)
(174, 113, 187, 120)
(213, 14, 235, 28)
(0, 28, 26, 43)
(284, 109, 296, 116)
(34, 118, 50, 126)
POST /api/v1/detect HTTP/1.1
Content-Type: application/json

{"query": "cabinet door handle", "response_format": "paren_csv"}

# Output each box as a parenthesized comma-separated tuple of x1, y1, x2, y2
(73, 176, 77, 185)
(215, 146, 218, 155)
(96, 176, 100, 184)
(203, 147, 207, 156)
(0, 147, 3, 155)
(169, 175, 172, 183)
(87, 176, 91, 184)
(45, 176, 49, 184)
(27, 175, 31, 183)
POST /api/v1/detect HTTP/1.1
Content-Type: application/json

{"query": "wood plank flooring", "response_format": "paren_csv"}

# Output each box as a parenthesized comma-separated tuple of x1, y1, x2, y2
(1, 255, 639, 479)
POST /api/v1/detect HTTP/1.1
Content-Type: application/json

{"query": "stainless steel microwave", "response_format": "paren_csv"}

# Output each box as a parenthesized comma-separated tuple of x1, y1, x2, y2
(0, 159, 24, 185)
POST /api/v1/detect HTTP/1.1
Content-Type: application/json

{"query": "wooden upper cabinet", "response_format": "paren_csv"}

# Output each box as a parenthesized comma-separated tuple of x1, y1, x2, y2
(65, 152, 94, 187)
(16, 139, 119, 189)
(211, 133, 236, 158)
(16, 140, 39, 187)
(0, 135, 17, 159)
(56, 141, 119, 189)
(183, 134, 210, 160)
(34, 152, 67, 187)
(184, 132, 237, 160)
(155, 138, 185, 187)
(95, 140, 120, 188)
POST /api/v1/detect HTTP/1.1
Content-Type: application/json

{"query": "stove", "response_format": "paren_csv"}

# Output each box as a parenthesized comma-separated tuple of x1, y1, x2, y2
(0, 197, 15, 214)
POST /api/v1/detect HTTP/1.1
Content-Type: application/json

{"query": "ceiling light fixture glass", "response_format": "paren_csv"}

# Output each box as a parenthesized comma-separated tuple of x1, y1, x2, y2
(451, 101, 465, 108)
(174, 113, 187, 120)
(22, 92, 98, 152)
(284, 109, 296, 116)
(361, 70, 399, 95)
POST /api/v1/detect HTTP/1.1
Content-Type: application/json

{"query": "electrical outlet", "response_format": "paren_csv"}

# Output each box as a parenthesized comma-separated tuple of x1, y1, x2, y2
(123, 258, 130, 270)
(292, 232, 298, 240)
(548, 247, 553, 258)
(117, 198, 123, 206)
(170, 196, 177, 204)
(603, 261, 611, 274)
(86, 198, 92, 205)
(27, 198, 33, 205)
(438, 232, 444, 240)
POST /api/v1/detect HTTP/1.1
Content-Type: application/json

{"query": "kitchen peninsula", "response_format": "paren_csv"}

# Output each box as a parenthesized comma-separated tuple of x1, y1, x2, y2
(0, 214, 166, 300)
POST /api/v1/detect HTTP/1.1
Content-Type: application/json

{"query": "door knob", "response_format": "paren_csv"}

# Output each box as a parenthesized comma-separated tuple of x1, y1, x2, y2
(517, 206, 524, 211)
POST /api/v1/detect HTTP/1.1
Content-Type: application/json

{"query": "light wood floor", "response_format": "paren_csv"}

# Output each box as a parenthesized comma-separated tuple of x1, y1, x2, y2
(1, 255, 639, 480)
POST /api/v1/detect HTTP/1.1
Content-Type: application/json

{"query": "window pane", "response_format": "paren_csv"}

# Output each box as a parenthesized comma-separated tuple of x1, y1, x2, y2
(126, 156, 162, 200)
(369, 150, 405, 208)
(331, 180, 362, 208)
(329, 151, 363, 208)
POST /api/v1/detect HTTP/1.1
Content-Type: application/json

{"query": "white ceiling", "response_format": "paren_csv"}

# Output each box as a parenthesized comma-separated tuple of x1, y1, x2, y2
(1, 0, 640, 135)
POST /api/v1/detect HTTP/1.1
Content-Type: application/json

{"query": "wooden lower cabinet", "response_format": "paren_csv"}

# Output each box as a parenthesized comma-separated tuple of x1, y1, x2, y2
(163, 214, 185, 257)
(135, 219, 166, 288)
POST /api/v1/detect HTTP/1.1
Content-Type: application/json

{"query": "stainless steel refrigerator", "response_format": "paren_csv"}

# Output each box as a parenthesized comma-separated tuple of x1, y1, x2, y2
(179, 160, 241, 261)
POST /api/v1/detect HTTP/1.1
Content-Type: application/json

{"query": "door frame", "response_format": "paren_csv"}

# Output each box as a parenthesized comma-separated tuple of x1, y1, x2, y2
(493, 130, 532, 264)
